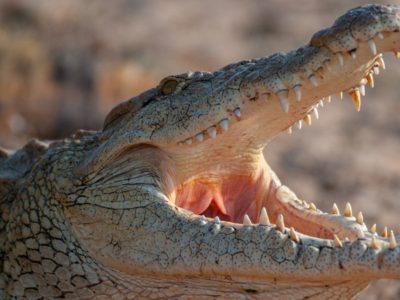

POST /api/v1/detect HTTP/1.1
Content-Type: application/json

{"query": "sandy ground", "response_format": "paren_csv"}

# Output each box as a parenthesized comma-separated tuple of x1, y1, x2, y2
(0, 0, 399, 298)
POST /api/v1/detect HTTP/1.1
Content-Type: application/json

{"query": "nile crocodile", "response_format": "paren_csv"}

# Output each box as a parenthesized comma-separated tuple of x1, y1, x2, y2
(1, 4, 400, 299)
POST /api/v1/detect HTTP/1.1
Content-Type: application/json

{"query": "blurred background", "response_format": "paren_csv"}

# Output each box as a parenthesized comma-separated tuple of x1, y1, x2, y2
(0, 0, 399, 298)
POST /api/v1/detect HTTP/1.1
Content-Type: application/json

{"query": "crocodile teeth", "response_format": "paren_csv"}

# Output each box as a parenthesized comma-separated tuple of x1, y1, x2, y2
(214, 216, 221, 224)
(325, 95, 332, 103)
(377, 56, 386, 70)
(219, 119, 229, 131)
(344, 202, 353, 217)
(195, 132, 204, 142)
(304, 114, 312, 126)
(289, 227, 300, 243)
(389, 230, 397, 249)
(333, 234, 343, 248)
(184, 138, 193, 145)
(259, 207, 270, 225)
(234, 107, 241, 118)
(336, 53, 344, 66)
(293, 85, 302, 102)
(349, 90, 361, 112)
(276, 214, 285, 232)
(368, 39, 377, 55)
(350, 50, 357, 59)
(207, 126, 217, 139)
(338, 91, 344, 100)
(394, 51, 400, 59)
(381, 226, 388, 238)
(318, 99, 324, 107)
(278, 91, 289, 113)
(377, 32, 384, 40)
(359, 84, 366, 96)
(331, 203, 340, 215)
(243, 214, 252, 226)
(309, 75, 318, 87)
(296, 120, 303, 130)
(366, 73, 374, 88)
(312, 108, 319, 120)
(370, 224, 377, 234)
(356, 212, 364, 225)
(286, 126, 293, 134)
(371, 235, 380, 250)
(309, 202, 317, 211)
(373, 65, 380, 75)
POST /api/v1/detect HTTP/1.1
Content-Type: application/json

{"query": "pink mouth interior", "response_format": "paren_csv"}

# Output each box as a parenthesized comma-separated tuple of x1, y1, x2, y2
(174, 166, 349, 239)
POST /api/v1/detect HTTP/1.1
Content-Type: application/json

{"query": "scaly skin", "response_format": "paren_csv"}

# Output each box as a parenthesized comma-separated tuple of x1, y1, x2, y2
(1, 4, 400, 299)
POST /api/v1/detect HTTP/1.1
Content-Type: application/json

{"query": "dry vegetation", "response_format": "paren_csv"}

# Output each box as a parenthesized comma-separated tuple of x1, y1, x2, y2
(0, 0, 399, 298)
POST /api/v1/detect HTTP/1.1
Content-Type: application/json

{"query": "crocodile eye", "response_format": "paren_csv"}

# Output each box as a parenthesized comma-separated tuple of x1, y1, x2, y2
(160, 79, 179, 95)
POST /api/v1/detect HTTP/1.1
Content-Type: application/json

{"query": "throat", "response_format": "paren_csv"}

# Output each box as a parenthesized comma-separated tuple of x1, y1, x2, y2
(171, 157, 278, 223)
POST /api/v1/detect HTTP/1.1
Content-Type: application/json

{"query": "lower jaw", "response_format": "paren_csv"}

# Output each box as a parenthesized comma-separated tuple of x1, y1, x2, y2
(173, 162, 366, 242)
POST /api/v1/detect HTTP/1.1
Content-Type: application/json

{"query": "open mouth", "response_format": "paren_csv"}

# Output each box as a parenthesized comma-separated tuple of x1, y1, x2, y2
(172, 52, 397, 251)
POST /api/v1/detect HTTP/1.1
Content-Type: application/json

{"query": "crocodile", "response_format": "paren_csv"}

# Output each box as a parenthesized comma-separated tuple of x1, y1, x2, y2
(1, 4, 400, 299)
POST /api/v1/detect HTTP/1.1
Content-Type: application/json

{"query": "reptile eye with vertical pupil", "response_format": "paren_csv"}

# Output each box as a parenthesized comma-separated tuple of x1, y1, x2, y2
(160, 79, 179, 95)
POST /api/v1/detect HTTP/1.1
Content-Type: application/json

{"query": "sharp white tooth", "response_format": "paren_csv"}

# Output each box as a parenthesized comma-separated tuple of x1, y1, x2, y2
(344, 202, 353, 217)
(373, 65, 380, 75)
(377, 32, 384, 40)
(371, 235, 379, 250)
(368, 39, 377, 55)
(319, 99, 324, 107)
(207, 126, 217, 139)
(389, 230, 397, 249)
(325, 96, 332, 103)
(309, 75, 318, 87)
(382, 226, 388, 238)
(259, 207, 270, 225)
(214, 216, 221, 224)
(336, 53, 344, 66)
(356, 211, 364, 225)
(243, 214, 252, 226)
(359, 84, 366, 96)
(350, 50, 357, 59)
(331, 203, 340, 215)
(286, 126, 292, 134)
(296, 120, 303, 130)
(313, 108, 319, 120)
(370, 224, 377, 234)
(184, 138, 193, 145)
(309, 202, 317, 211)
(195, 132, 204, 142)
(219, 119, 229, 131)
(293, 85, 302, 102)
(234, 107, 241, 118)
(367, 73, 374, 88)
(276, 214, 285, 232)
(333, 234, 343, 248)
(278, 92, 289, 113)
(289, 227, 300, 243)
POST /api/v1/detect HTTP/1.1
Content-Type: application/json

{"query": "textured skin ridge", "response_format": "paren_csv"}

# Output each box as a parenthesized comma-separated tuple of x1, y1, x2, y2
(1, 4, 400, 299)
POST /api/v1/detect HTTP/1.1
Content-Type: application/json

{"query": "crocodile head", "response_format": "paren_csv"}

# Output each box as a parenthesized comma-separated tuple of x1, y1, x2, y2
(4, 4, 400, 299)
(69, 4, 400, 297)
